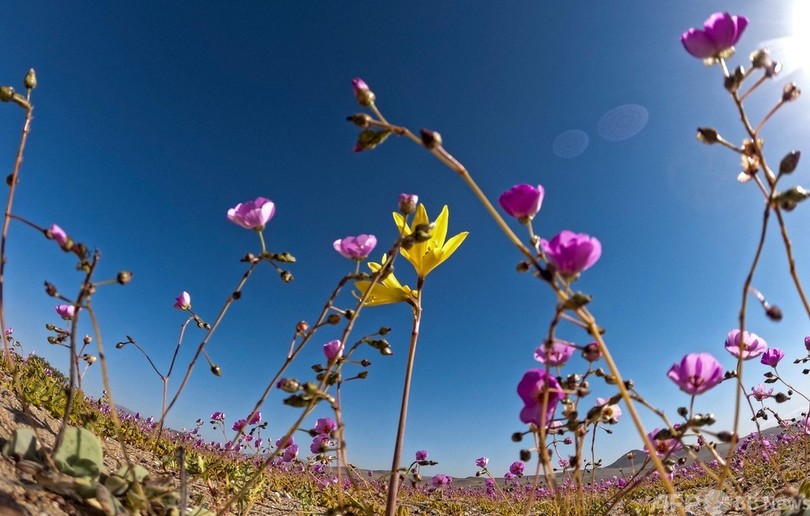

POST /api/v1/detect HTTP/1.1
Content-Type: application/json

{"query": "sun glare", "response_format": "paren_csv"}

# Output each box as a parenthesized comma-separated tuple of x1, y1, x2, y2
(759, 3, 810, 77)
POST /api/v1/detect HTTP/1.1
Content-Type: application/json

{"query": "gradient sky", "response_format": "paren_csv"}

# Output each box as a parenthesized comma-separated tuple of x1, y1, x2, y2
(2, 1, 810, 479)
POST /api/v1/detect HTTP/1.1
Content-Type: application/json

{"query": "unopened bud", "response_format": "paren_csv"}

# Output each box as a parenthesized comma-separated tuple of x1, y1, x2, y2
(765, 304, 783, 321)
(83, 335, 92, 345)
(398, 193, 418, 215)
(351, 78, 375, 106)
(210, 364, 222, 377)
(724, 66, 745, 93)
(279, 270, 293, 283)
(783, 82, 801, 102)
(0, 86, 15, 102)
(326, 314, 341, 325)
(420, 129, 442, 149)
(380, 345, 393, 356)
(44, 281, 59, 297)
(24, 69, 37, 90)
(296, 320, 309, 334)
(379, 326, 391, 335)
(774, 392, 789, 403)
(116, 271, 133, 285)
(115, 342, 124, 349)
(357, 371, 369, 379)
(413, 223, 434, 243)
(582, 342, 601, 362)
(750, 49, 771, 69)
(516, 261, 530, 273)
(779, 151, 801, 175)
(511, 432, 523, 442)
(696, 127, 720, 144)
(344, 309, 355, 320)
(765, 61, 782, 78)
(519, 449, 531, 461)
(276, 378, 300, 393)
(346, 113, 372, 128)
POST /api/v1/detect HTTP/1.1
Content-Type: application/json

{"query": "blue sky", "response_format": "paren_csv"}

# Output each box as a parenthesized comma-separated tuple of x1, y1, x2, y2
(2, 1, 810, 479)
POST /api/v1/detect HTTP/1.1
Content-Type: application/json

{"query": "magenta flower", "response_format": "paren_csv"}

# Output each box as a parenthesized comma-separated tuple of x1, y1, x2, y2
(805, 336, 810, 352)
(517, 369, 565, 428)
(681, 12, 749, 60)
(666, 352, 724, 395)
(247, 411, 262, 425)
(760, 347, 784, 368)
(539, 230, 602, 277)
(415, 449, 428, 462)
(582, 342, 602, 362)
(750, 384, 773, 401)
(314, 417, 337, 436)
(333, 234, 377, 260)
(275, 435, 295, 449)
(322, 339, 343, 363)
(282, 443, 299, 462)
(55, 304, 77, 320)
(310, 434, 335, 454)
(646, 428, 683, 457)
(49, 224, 71, 251)
(398, 193, 418, 214)
(801, 416, 810, 436)
(231, 419, 248, 432)
(509, 461, 525, 476)
(173, 291, 191, 310)
(227, 197, 276, 230)
(533, 340, 575, 367)
(475, 456, 489, 468)
(210, 411, 225, 422)
(499, 184, 545, 224)
(724, 329, 767, 360)
(431, 474, 451, 487)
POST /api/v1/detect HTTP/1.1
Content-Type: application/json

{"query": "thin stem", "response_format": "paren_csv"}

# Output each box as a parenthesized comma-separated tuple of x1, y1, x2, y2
(0, 99, 34, 362)
(384, 278, 423, 516)
(773, 206, 810, 316)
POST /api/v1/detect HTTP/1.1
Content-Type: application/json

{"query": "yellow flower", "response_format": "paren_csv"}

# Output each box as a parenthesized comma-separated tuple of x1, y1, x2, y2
(393, 204, 468, 279)
(354, 255, 417, 306)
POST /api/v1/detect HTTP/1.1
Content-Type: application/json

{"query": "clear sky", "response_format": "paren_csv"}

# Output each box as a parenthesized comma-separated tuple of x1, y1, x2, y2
(2, 1, 810, 479)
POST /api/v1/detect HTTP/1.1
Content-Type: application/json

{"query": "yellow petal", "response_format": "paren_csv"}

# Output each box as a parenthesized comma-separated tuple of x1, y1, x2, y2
(431, 205, 450, 249)
(438, 231, 468, 263)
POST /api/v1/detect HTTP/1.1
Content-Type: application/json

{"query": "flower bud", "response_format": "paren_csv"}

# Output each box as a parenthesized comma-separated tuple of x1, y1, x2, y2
(0, 86, 15, 102)
(351, 78, 375, 106)
(511, 432, 523, 442)
(765, 61, 782, 78)
(398, 193, 418, 215)
(519, 449, 531, 461)
(24, 69, 37, 90)
(765, 304, 783, 321)
(782, 82, 801, 103)
(750, 49, 771, 69)
(779, 151, 801, 175)
(277, 378, 300, 393)
(413, 223, 434, 243)
(83, 335, 92, 345)
(279, 270, 293, 283)
(326, 314, 341, 325)
(116, 271, 133, 285)
(296, 320, 309, 334)
(724, 66, 745, 93)
(581, 342, 602, 362)
(115, 342, 124, 349)
(346, 113, 372, 128)
(210, 364, 222, 377)
(44, 281, 59, 297)
(696, 128, 720, 144)
(420, 129, 442, 149)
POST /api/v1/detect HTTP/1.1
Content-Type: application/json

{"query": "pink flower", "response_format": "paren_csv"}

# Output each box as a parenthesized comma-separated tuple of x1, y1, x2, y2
(581, 342, 602, 362)
(333, 234, 377, 260)
(595, 397, 622, 424)
(805, 336, 810, 352)
(681, 12, 749, 60)
(750, 384, 773, 401)
(55, 304, 77, 320)
(49, 224, 71, 251)
(314, 417, 337, 436)
(232, 419, 247, 432)
(210, 411, 225, 422)
(533, 340, 575, 367)
(666, 353, 724, 395)
(227, 197, 276, 230)
(415, 450, 428, 462)
(539, 230, 602, 277)
(431, 474, 451, 487)
(475, 456, 489, 468)
(310, 434, 334, 454)
(398, 193, 418, 215)
(646, 428, 683, 457)
(800, 416, 810, 436)
(276, 435, 295, 449)
(247, 411, 262, 425)
(498, 184, 544, 224)
(760, 347, 784, 367)
(509, 461, 525, 476)
(173, 291, 191, 310)
(725, 329, 767, 360)
(282, 443, 299, 462)
(517, 369, 565, 428)
(322, 339, 343, 363)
